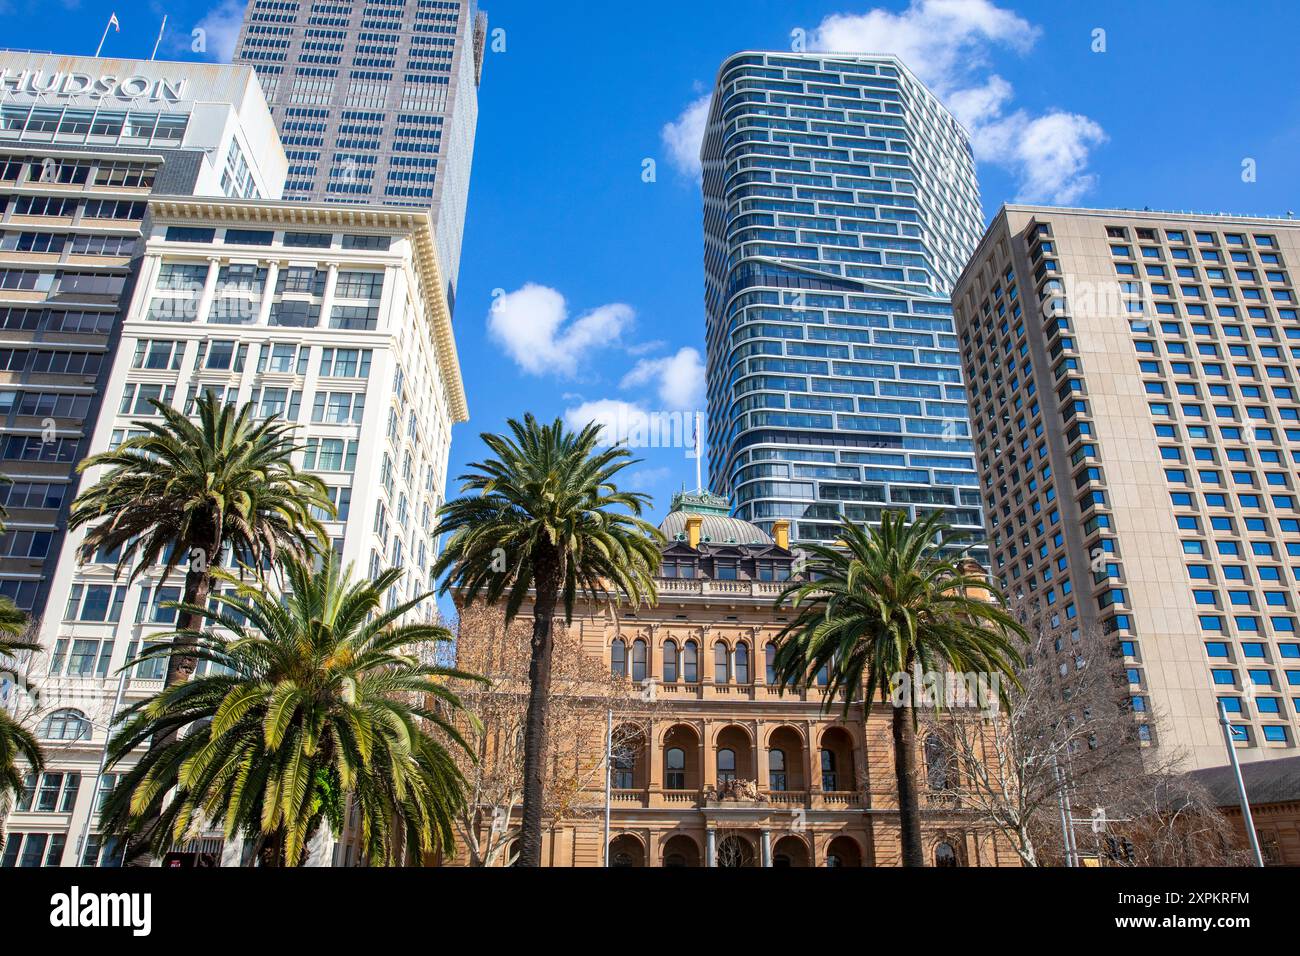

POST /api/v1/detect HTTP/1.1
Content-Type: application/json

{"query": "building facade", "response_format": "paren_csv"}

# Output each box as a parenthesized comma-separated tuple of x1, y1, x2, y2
(700, 51, 985, 553)
(1190, 754, 1300, 865)
(2, 196, 468, 867)
(0, 53, 286, 623)
(457, 493, 1018, 868)
(953, 205, 1300, 770)
(233, 0, 487, 310)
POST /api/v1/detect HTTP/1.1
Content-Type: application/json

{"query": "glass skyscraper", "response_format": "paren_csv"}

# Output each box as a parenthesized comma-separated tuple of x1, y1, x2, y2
(0, 52, 287, 621)
(233, 0, 486, 310)
(701, 52, 985, 551)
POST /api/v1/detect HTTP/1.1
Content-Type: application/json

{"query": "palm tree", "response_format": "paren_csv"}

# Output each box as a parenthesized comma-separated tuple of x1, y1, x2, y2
(432, 415, 662, 867)
(0, 630, 42, 839)
(0, 476, 41, 836)
(771, 510, 1025, 867)
(0, 601, 25, 639)
(101, 556, 482, 866)
(69, 394, 334, 690)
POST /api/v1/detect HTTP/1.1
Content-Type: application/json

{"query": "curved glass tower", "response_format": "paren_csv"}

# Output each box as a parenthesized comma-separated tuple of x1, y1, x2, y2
(702, 52, 985, 551)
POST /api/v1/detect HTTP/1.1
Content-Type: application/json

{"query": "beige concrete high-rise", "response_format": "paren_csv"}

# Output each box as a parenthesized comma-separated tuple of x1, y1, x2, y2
(953, 205, 1300, 770)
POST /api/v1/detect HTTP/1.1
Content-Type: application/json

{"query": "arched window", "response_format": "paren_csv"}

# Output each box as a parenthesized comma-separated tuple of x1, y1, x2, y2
(39, 708, 90, 741)
(935, 842, 958, 867)
(663, 641, 678, 683)
(612, 746, 635, 789)
(735, 642, 750, 684)
(631, 638, 647, 682)
(717, 748, 736, 784)
(769, 748, 787, 791)
(683, 640, 698, 683)
(816, 662, 830, 687)
(765, 643, 776, 684)
(610, 639, 626, 677)
(666, 747, 685, 789)
(820, 749, 837, 791)
(713, 641, 729, 685)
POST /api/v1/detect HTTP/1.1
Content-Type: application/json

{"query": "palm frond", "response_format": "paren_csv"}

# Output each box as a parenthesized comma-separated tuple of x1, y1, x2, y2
(101, 553, 483, 866)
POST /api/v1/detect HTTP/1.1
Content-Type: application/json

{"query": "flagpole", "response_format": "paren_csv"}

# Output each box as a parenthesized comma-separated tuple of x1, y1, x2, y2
(151, 15, 168, 61)
(94, 19, 113, 57)
(694, 411, 703, 494)
(94, 12, 119, 57)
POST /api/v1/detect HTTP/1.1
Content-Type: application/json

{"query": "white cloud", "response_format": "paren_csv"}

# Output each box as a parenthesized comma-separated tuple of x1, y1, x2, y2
(973, 110, 1107, 205)
(619, 347, 705, 410)
(563, 399, 698, 451)
(563, 399, 651, 446)
(809, 0, 1036, 93)
(487, 283, 633, 378)
(801, 0, 1105, 204)
(194, 0, 247, 62)
(661, 94, 712, 181)
(624, 466, 672, 489)
(945, 74, 1015, 131)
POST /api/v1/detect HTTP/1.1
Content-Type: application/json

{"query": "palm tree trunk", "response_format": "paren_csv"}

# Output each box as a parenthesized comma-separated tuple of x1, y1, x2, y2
(162, 531, 220, 689)
(516, 568, 559, 867)
(891, 699, 926, 867)
(258, 831, 285, 868)
(124, 530, 219, 867)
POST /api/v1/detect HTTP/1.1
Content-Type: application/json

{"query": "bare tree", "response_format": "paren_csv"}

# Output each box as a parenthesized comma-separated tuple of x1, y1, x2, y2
(442, 605, 660, 867)
(918, 624, 1246, 866)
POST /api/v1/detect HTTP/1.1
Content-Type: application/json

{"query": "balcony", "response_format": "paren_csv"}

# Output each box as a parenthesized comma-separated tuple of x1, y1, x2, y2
(661, 790, 700, 806)
(818, 790, 863, 808)
(765, 789, 809, 806)
(654, 578, 788, 599)
(626, 786, 868, 811)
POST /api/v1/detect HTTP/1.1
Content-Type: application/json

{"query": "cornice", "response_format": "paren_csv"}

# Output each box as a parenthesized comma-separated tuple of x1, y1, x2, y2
(145, 196, 469, 424)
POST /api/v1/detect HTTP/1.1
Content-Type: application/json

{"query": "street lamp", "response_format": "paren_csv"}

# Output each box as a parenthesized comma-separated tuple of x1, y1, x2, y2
(1216, 700, 1265, 867)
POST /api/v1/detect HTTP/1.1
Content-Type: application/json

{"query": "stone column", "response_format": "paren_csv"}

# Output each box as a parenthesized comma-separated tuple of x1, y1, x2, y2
(703, 720, 716, 789)
(760, 828, 772, 867)
(256, 260, 280, 326)
(647, 719, 663, 801)
(318, 262, 339, 328)
(193, 256, 222, 325)
(804, 720, 818, 802)
(705, 828, 716, 867)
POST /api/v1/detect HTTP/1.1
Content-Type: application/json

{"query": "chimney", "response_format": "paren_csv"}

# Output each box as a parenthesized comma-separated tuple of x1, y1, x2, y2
(685, 514, 703, 549)
(772, 520, 790, 550)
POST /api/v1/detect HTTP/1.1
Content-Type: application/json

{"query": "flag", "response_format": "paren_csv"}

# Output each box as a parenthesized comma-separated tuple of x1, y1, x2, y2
(108, 12, 120, 31)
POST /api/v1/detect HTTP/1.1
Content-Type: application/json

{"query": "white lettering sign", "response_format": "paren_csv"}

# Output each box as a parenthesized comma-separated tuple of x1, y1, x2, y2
(0, 69, 189, 102)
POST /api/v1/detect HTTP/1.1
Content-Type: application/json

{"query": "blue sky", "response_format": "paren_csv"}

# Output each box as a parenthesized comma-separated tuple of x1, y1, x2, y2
(4, 0, 1300, 525)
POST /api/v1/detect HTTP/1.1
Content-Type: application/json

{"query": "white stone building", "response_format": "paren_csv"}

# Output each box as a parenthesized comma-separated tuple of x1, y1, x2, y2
(3, 195, 467, 867)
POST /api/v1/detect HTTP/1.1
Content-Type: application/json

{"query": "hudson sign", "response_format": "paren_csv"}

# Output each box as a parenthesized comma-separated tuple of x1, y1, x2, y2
(0, 69, 189, 102)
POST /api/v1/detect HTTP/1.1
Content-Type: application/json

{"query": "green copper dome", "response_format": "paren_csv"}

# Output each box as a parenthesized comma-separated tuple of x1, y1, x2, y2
(657, 491, 773, 546)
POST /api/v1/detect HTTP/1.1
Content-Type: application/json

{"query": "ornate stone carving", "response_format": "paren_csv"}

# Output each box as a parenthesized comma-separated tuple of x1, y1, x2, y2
(716, 777, 767, 802)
